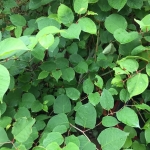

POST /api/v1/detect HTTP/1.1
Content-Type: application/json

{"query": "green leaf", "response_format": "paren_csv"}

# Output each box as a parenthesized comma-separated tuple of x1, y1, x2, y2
(146, 63, 150, 76)
(0, 65, 10, 102)
(38, 34, 54, 49)
(127, 73, 148, 98)
(0, 127, 9, 147)
(75, 103, 96, 129)
(119, 89, 130, 102)
(52, 70, 62, 82)
(105, 14, 127, 34)
(123, 126, 137, 139)
(94, 75, 103, 89)
(131, 45, 146, 55)
(14, 26, 22, 38)
(66, 88, 80, 101)
(12, 117, 35, 143)
(145, 128, 150, 143)
(43, 132, 64, 147)
(114, 28, 139, 44)
(0, 38, 29, 59)
(38, 71, 49, 79)
(117, 58, 139, 73)
(100, 89, 114, 110)
(0, 103, 7, 115)
(74, 0, 88, 14)
(65, 135, 80, 147)
(83, 78, 94, 94)
(46, 113, 69, 132)
(116, 107, 140, 128)
(88, 92, 100, 106)
(108, 0, 127, 10)
(127, 0, 143, 9)
(98, 0, 111, 12)
(78, 17, 97, 34)
(46, 142, 61, 150)
(54, 94, 71, 114)
(61, 67, 75, 82)
(97, 127, 129, 150)
(63, 142, 79, 150)
(10, 14, 26, 26)
(135, 103, 150, 112)
(32, 146, 46, 150)
(102, 43, 116, 54)
(0, 116, 12, 128)
(53, 125, 67, 134)
(74, 61, 88, 74)
(61, 23, 81, 39)
(102, 116, 119, 127)
(31, 101, 43, 112)
(58, 4, 74, 25)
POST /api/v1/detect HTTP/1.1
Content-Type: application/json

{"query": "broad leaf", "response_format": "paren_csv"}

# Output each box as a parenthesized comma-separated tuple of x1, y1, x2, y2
(43, 132, 64, 147)
(61, 23, 81, 39)
(127, 0, 143, 9)
(102, 116, 119, 127)
(58, 4, 74, 25)
(53, 94, 71, 114)
(108, 0, 127, 10)
(0, 38, 29, 59)
(94, 75, 103, 89)
(116, 107, 140, 128)
(83, 78, 94, 94)
(10, 14, 26, 26)
(63, 142, 79, 150)
(135, 103, 150, 112)
(74, 0, 88, 14)
(100, 89, 114, 110)
(88, 92, 100, 106)
(0, 65, 10, 102)
(119, 89, 130, 102)
(97, 127, 129, 150)
(78, 17, 97, 34)
(66, 88, 80, 101)
(127, 73, 148, 98)
(12, 117, 35, 142)
(65, 135, 80, 147)
(114, 28, 139, 44)
(0, 127, 9, 147)
(146, 63, 150, 76)
(145, 128, 150, 143)
(105, 14, 127, 34)
(75, 103, 96, 129)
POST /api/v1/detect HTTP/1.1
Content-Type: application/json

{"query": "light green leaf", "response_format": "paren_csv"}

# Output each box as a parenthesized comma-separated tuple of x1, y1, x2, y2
(54, 94, 71, 114)
(0, 127, 9, 147)
(0, 65, 10, 102)
(63, 142, 79, 150)
(32, 146, 46, 150)
(65, 135, 80, 147)
(100, 89, 114, 110)
(116, 107, 140, 128)
(74, 61, 88, 74)
(145, 128, 150, 143)
(108, 0, 127, 10)
(74, 0, 88, 14)
(114, 28, 139, 44)
(0, 38, 29, 59)
(117, 58, 139, 73)
(75, 103, 96, 129)
(78, 17, 97, 34)
(12, 117, 35, 143)
(127, 73, 148, 98)
(102, 116, 119, 127)
(43, 132, 64, 147)
(38, 71, 49, 79)
(97, 127, 129, 150)
(66, 88, 80, 101)
(0, 116, 12, 128)
(46, 142, 61, 150)
(135, 103, 150, 112)
(46, 113, 69, 132)
(119, 89, 130, 102)
(14, 26, 22, 38)
(10, 14, 26, 26)
(105, 14, 127, 34)
(94, 75, 103, 89)
(61, 23, 81, 39)
(88, 0, 98, 3)
(53, 125, 67, 134)
(83, 78, 94, 94)
(131, 45, 146, 55)
(58, 4, 74, 25)
(52, 70, 62, 81)
(102, 43, 116, 54)
(88, 92, 100, 106)
(61, 67, 75, 82)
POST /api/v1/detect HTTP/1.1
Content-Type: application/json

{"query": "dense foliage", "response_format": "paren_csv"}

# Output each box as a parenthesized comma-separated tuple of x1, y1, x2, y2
(1, 0, 150, 149)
